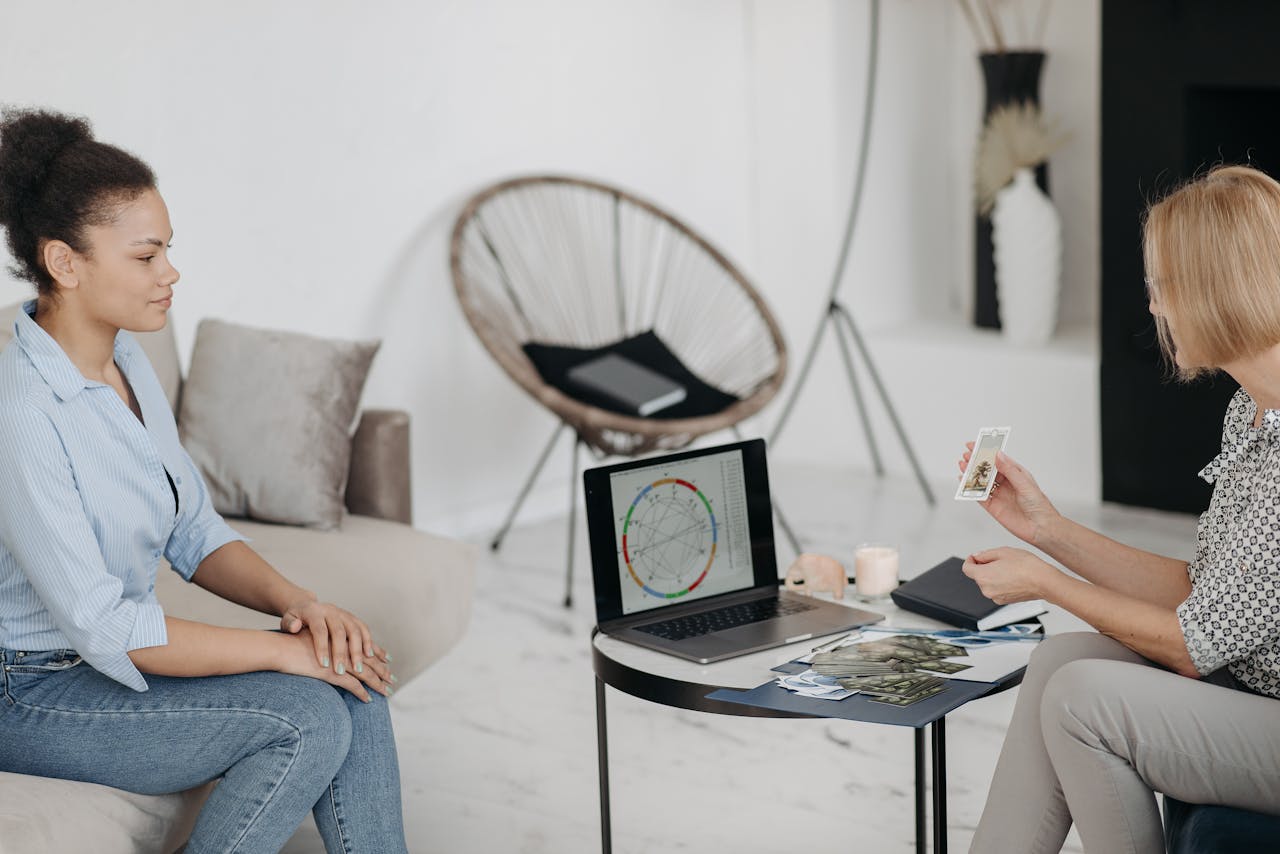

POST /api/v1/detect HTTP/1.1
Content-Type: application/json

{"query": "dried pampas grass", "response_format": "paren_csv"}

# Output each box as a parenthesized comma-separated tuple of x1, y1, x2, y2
(957, 0, 1055, 51)
(975, 102, 1067, 214)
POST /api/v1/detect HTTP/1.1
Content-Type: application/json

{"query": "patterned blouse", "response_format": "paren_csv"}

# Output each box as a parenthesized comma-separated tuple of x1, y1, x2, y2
(1178, 388, 1280, 698)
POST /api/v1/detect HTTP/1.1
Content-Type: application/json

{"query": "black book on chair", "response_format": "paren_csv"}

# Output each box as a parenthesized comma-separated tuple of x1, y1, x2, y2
(566, 353, 686, 417)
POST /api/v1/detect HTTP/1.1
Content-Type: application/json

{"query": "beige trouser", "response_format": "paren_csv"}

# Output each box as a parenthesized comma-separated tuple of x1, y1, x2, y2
(969, 632, 1280, 854)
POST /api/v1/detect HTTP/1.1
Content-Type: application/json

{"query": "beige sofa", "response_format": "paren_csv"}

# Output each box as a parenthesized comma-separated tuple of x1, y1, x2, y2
(0, 303, 476, 853)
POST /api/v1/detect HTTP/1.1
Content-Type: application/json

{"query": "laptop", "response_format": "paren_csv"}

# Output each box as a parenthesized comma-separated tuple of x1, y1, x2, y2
(583, 438, 883, 664)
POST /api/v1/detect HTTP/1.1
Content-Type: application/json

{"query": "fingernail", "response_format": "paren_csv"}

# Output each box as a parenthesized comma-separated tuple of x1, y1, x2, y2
(384, 653, 393, 662)
(390, 674, 398, 683)
(385, 685, 394, 696)
(362, 694, 371, 704)
(322, 656, 330, 668)
(336, 662, 345, 676)
(356, 662, 364, 674)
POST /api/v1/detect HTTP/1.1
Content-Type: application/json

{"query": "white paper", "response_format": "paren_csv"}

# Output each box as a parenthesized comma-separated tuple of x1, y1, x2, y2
(816, 630, 1038, 684)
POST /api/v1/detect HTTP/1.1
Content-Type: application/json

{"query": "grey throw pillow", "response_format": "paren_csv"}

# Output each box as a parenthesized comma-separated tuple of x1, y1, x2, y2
(178, 319, 380, 530)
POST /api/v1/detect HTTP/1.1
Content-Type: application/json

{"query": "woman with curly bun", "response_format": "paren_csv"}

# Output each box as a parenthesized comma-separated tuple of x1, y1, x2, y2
(0, 109, 407, 853)
(961, 166, 1280, 852)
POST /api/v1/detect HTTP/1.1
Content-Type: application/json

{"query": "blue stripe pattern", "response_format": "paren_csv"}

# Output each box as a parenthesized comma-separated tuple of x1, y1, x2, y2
(0, 301, 244, 691)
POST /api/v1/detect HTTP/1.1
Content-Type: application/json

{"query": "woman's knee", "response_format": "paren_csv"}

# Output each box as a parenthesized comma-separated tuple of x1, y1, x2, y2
(1038, 657, 1145, 751)
(261, 677, 354, 777)
(1039, 658, 1095, 739)
(1026, 632, 1140, 684)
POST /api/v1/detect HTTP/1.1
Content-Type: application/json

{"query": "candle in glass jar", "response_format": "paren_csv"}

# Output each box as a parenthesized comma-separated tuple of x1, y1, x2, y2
(854, 544, 899, 601)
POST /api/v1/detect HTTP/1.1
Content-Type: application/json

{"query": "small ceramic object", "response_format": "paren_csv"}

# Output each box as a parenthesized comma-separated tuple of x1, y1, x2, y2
(784, 553, 847, 599)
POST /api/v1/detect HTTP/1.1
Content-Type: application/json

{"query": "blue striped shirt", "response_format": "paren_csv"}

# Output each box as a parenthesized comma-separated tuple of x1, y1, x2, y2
(0, 301, 244, 691)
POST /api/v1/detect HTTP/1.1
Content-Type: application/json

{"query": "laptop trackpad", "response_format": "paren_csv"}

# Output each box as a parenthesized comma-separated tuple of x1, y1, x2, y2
(712, 615, 812, 646)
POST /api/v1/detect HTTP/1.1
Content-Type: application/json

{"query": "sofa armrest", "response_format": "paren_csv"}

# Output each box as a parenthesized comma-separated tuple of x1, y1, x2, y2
(345, 409, 412, 524)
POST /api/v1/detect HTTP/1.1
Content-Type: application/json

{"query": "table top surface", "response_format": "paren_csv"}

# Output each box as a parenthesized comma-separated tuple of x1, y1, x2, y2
(592, 592, 1012, 692)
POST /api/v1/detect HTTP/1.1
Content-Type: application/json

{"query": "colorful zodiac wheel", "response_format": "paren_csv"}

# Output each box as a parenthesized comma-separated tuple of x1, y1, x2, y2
(621, 477, 717, 599)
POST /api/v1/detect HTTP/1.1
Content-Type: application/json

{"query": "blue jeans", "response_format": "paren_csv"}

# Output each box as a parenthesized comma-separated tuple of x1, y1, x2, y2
(0, 648, 407, 853)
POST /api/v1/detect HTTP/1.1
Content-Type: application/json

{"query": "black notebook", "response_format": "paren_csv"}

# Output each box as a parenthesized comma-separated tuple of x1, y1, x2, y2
(890, 556, 1046, 631)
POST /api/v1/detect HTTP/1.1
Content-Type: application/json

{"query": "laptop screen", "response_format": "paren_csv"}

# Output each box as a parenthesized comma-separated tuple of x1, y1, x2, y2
(584, 438, 779, 625)
(609, 447, 755, 616)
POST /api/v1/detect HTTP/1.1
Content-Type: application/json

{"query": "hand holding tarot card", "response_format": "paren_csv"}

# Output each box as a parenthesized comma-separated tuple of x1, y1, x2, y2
(956, 426, 1011, 501)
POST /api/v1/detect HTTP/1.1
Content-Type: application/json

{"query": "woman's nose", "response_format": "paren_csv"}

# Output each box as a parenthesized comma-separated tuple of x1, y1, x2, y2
(163, 259, 180, 287)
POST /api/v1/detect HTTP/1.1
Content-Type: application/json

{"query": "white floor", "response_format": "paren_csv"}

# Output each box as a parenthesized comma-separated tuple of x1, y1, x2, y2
(284, 462, 1198, 853)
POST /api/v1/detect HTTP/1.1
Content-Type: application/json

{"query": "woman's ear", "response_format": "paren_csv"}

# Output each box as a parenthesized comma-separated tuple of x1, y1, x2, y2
(42, 239, 80, 291)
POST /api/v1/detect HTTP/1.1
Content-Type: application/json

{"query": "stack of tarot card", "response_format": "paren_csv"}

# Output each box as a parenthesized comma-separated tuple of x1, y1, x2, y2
(808, 635, 973, 707)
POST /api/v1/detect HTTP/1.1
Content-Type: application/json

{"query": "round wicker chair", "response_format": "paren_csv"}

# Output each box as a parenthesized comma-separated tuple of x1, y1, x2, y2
(451, 175, 790, 605)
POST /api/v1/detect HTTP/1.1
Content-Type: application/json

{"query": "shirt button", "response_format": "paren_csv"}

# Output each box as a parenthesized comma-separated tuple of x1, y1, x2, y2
(175, 477, 183, 485)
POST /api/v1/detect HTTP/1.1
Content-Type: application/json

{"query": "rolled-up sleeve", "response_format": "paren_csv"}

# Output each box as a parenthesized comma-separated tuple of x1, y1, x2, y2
(164, 445, 245, 581)
(1176, 492, 1280, 675)
(0, 404, 164, 691)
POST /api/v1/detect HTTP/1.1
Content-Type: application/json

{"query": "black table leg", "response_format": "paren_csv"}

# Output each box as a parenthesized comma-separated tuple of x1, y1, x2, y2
(915, 727, 926, 854)
(932, 718, 947, 854)
(596, 675, 611, 853)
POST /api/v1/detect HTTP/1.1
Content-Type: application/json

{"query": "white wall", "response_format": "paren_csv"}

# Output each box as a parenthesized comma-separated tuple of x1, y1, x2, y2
(0, 1, 1102, 535)
(743, 0, 1102, 504)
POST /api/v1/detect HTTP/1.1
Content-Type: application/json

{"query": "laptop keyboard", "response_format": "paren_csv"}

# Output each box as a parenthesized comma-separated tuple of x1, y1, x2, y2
(634, 597, 816, 642)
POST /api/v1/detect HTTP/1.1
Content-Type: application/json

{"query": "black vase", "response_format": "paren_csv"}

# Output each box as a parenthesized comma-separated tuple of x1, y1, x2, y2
(974, 51, 1049, 330)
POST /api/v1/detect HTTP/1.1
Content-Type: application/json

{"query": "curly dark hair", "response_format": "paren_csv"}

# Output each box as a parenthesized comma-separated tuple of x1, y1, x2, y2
(0, 108, 156, 296)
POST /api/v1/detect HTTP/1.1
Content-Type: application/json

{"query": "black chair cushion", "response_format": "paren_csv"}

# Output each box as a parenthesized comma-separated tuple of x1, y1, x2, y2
(1163, 795, 1280, 853)
(523, 330, 738, 420)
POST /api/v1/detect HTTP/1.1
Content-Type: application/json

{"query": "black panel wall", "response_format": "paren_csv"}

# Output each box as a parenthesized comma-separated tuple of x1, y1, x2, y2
(1101, 1, 1280, 513)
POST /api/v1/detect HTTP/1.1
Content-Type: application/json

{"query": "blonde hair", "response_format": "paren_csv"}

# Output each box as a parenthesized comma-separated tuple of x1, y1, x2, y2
(1142, 165, 1280, 380)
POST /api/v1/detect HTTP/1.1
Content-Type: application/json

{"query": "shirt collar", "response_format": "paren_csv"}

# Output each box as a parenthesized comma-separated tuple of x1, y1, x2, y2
(1241, 390, 1280, 441)
(12, 299, 134, 402)
(1200, 389, 1280, 483)
(1258, 407, 1280, 437)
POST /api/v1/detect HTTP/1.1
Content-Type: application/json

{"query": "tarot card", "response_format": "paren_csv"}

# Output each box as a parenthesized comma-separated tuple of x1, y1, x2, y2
(869, 683, 948, 707)
(810, 655, 904, 678)
(892, 635, 968, 658)
(836, 672, 944, 698)
(956, 426, 1012, 501)
(914, 659, 972, 675)
(851, 640, 938, 664)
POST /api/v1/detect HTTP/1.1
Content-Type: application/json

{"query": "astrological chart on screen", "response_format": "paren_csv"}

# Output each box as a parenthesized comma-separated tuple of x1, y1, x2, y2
(609, 448, 754, 616)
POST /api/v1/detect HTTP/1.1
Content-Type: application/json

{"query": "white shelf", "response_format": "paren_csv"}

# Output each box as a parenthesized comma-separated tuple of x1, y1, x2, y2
(769, 313, 1102, 504)
(863, 314, 1099, 362)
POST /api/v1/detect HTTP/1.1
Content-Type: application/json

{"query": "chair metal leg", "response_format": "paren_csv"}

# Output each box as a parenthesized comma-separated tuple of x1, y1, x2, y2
(832, 303, 936, 506)
(767, 301, 934, 508)
(564, 436, 582, 609)
(830, 302, 885, 476)
(491, 423, 567, 551)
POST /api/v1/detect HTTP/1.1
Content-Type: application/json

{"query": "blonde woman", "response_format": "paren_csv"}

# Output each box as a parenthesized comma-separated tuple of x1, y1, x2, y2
(960, 165, 1280, 853)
